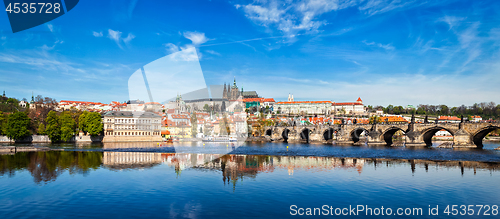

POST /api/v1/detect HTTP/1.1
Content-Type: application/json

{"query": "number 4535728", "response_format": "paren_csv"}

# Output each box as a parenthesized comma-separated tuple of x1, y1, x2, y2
(5, 2, 61, 14)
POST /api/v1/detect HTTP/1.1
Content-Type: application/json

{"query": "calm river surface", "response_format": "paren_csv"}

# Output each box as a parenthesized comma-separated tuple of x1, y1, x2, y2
(1, 142, 500, 218)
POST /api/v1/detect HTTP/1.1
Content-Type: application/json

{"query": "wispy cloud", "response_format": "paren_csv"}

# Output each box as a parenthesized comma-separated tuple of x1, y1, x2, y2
(47, 24, 54, 32)
(205, 50, 221, 56)
(362, 40, 395, 51)
(107, 29, 135, 49)
(93, 31, 103, 37)
(183, 31, 209, 45)
(437, 16, 466, 30)
(358, 0, 419, 16)
(236, 0, 423, 37)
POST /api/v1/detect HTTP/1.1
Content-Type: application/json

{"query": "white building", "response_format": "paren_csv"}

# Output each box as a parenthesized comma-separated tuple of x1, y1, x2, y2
(103, 111, 162, 142)
(331, 98, 365, 115)
(274, 101, 332, 115)
(471, 116, 482, 122)
(18, 100, 27, 108)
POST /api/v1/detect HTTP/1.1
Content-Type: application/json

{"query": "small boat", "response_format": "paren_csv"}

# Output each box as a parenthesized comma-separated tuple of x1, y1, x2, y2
(202, 136, 237, 142)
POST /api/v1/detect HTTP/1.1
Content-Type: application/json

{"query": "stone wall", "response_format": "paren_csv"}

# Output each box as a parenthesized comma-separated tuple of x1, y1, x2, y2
(0, 135, 51, 143)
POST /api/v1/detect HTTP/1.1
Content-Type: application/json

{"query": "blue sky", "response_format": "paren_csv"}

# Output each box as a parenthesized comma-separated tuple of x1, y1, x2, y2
(0, 0, 500, 106)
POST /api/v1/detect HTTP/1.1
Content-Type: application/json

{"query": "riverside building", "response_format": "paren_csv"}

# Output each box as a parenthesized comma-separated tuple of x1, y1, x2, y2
(103, 111, 162, 142)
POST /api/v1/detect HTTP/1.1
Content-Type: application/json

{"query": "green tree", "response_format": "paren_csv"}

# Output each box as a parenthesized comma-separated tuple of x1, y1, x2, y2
(45, 111, 61, 142)
(203, 104, 210, 112)
(190, 112, 198, 137)
(37, 123, 45, 135)
(369, 115, 382, 124)
(85, 112, 103, 137)
(0, 112, 7, 135)
(78, 111, 89, 133)
(60, 112, 76, 142)
(416, 107, 426, 115)
(5, 112, 31, 141)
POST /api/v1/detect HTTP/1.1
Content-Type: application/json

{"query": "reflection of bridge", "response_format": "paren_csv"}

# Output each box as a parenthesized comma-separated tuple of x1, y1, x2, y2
(263, 121, 500, 148)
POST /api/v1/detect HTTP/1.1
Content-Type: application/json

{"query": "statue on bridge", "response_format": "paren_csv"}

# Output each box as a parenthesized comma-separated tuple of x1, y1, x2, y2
(411, 113, 415, 124)
(424, 115, 428, 124)
(353, 119, 357, 124)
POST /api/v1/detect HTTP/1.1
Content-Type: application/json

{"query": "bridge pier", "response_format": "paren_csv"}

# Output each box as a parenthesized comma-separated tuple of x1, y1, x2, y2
(366, 125, 386, 146)
(452, 129, 476, 148)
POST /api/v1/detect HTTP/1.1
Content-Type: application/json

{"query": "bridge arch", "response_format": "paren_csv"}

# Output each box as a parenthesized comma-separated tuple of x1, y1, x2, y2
(282, 128, 290, 142)
(322, 128, 335, 141)
(350, 128, 368, 144)
(265, 129, 272, 136)
(421, 126, 455, 146)
(381, 127, 407, 146)
(300, 128, 311, 143)
(472, 125, 500, 148)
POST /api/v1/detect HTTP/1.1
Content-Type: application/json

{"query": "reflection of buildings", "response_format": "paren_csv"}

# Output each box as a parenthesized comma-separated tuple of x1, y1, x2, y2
(161, 154, 366, 188)
(103, 152, 162, 170)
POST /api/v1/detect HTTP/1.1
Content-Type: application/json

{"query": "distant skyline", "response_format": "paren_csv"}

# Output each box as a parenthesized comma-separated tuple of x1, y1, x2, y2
(1, 0, 500, 106)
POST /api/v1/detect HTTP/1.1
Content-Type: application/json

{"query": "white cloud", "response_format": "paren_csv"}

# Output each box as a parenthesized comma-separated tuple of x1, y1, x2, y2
(93, 31, 103, 37)
(358, 0, 418, 16)
(362, 40, 395, 51)
(108, 29, 122, 43)
(164, 43, 180, 53)
(437, 16, 466, 30)
(205, 50, 221, 56)
(107, 29, 135, 49)
(123, 33, 135, 43)
(183, 31, 209, 45)
(163, 43, 199, 61)
(47, 24, 54, 32)
(236, 0, 423, 36)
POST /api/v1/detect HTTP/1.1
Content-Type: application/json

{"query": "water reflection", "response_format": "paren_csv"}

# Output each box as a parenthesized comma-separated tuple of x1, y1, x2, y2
(0, 151, 102, 184)
(1, 151, 500, 185)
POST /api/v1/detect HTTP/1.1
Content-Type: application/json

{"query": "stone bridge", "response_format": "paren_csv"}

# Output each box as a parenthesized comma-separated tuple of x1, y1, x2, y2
(262, 121, 500, 148)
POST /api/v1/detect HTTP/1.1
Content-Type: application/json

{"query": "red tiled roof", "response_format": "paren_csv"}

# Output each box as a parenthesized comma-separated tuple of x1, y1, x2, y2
(171, 114, 189, 119)
(332, 102, 363, 106)
(276, 101, 332, 104)
(380, 116, 408, 123)
(438, 116, 460, 121)
(60, 100, 103, 105)
(243, 98, 264, 103)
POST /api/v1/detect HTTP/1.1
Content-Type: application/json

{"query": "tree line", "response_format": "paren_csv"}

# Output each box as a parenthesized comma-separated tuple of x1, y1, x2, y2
(0, 95, 103, 141)
(368, 102, 500, 120)
(0, 110, 103, 141)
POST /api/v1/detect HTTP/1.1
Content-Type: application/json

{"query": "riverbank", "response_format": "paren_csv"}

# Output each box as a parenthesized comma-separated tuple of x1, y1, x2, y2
(0, 146, 63, 154)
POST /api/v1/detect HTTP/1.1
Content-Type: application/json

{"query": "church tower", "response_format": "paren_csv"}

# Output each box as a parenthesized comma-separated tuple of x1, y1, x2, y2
(356, 97, 362, 104)
(230, 77, 240, 100)
(223, 83, 228, 100)
(288, 93, 294, 102)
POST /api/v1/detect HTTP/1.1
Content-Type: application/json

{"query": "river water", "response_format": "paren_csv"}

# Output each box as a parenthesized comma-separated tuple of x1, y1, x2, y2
(0, 142, 499, 218)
